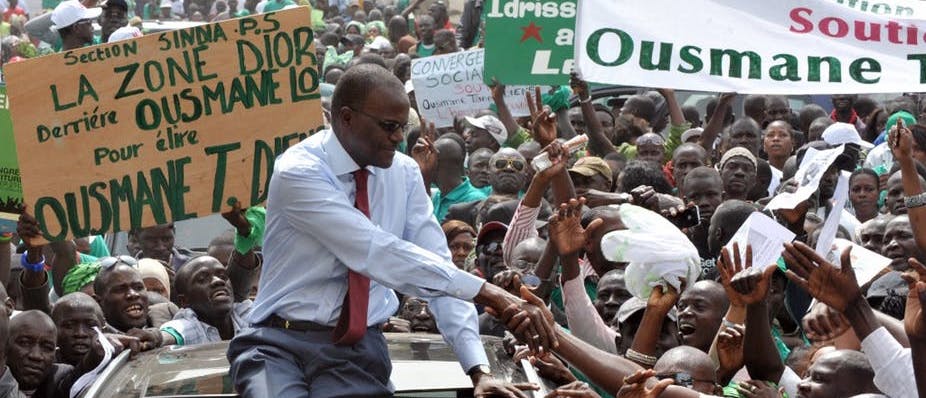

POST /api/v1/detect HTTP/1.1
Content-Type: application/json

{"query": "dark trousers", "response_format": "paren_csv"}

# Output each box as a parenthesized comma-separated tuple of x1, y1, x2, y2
(227, 325, 393, 398)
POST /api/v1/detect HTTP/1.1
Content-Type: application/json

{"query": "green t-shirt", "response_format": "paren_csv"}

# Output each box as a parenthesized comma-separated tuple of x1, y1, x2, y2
(415, 42, 435, 57)
(431, 178, 490, 222)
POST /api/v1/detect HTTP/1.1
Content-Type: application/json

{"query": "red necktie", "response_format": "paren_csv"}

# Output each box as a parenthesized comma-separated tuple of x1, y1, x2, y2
(333, 169, 372, 345)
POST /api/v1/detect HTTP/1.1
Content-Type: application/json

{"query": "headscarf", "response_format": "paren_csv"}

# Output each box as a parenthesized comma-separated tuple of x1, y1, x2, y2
(346, 20, 366, 35)
(365, 20, 386, 38)
(138, 258, 171, 298)
(62, 262, 102, 295)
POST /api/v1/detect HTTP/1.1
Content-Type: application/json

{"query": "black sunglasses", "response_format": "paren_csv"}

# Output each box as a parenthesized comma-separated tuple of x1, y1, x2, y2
(349, 107, 407, 133)
(99, 255, 139, 270)
(479, 241, 502, 255)
(494, 158, 525, 171)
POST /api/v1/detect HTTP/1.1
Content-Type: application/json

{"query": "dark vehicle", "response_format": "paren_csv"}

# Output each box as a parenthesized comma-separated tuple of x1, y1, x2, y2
(80, 333, 553, 398)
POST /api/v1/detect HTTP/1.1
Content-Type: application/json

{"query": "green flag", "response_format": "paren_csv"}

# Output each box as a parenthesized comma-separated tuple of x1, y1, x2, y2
(483, 0, 576, 85)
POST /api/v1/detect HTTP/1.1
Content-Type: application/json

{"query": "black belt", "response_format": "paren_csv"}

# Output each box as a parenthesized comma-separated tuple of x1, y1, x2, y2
(257, 314, 335, 332)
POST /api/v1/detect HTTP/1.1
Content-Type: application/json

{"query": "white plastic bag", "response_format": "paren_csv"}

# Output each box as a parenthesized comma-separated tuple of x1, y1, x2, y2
(600, 204, 701, 299)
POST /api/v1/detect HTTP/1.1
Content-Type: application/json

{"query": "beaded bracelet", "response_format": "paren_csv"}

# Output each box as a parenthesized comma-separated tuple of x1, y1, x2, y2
(20, 252, 46, 273)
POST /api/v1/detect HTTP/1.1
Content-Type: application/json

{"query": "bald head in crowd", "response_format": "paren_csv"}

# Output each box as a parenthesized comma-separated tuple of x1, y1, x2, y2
(654, 346, 718, 394)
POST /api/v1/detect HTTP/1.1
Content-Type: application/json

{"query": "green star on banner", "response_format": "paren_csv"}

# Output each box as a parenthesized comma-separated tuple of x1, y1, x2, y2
(484, 0, 577, 86)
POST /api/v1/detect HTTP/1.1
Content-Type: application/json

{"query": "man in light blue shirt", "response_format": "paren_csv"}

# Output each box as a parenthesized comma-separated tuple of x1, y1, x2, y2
(227, 64, 553, 398)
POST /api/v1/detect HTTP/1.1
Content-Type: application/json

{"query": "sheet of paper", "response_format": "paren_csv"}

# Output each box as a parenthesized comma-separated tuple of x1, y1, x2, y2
(814, 171, 850, 256)
(824, 238, 892, 286)
(724, 212, 796, 268)
(766, 145, 845, 211)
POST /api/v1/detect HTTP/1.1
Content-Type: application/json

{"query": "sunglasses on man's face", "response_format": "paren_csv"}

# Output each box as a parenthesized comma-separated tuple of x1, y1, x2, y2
(478, 241, 502, 255)
(99, 255, 139, 270)
(494, 158, 524, 171)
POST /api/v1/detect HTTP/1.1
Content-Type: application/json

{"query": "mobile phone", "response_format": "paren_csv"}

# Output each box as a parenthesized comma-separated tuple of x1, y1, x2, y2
(668, 206, 700, 229)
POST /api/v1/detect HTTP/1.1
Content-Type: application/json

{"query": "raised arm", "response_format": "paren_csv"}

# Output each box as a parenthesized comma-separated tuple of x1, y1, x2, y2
(15, 211, 52, 314)
(890, 124, 926, 251)
(571, 72, 615, 157)
(726, 243, 784, 383)
(220, 202, 263, 302)
(490, 79, 521, 139)
(571, 73, 616, 157)
(784, 242, 914, 398)
(699, 93, 735, 155)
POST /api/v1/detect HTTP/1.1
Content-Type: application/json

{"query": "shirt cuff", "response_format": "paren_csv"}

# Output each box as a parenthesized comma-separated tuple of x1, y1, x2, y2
(860, 326, 904, 366)
(448, 269, 486, 301)
(454, 333, 490, 372)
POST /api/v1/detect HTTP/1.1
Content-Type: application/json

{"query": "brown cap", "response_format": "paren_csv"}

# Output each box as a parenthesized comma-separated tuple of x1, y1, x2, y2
(568, 156, 612, 179)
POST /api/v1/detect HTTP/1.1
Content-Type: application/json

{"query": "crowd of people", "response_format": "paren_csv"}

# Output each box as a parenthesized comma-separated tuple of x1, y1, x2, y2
(2, 0, 926, 397)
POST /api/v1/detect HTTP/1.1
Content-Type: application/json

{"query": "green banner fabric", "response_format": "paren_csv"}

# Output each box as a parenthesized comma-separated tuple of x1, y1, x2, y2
(483, 0, 576, 86)
(0, 85, 22, 233)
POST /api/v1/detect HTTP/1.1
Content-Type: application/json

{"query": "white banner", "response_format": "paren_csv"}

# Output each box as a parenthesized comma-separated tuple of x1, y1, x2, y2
(411, 49, 532, 128)
(575, 0, 926, 94)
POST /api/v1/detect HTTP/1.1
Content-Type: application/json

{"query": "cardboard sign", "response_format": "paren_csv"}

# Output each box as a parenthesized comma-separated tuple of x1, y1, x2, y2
(5, 8, 324, 242)
(410, 49, 533, 128)
(483, 0, 576, 85)
(575, 0, 926, 93)
(0, 85, 21, 234)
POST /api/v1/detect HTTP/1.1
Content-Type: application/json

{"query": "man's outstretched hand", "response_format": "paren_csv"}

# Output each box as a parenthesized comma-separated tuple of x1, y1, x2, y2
(726, 243, 777, 306)
(484, 285, 558, 356)
(548, 197, 603, 256)
(782, 242, 860, 312)
(718, 243, 752, 307)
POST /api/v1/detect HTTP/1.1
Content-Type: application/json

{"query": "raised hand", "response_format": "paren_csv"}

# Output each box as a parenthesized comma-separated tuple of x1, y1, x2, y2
(782, 242, 860, 312)
(647, 285, 680, 316)
(527, 86, 557, 147)
(718, 243, 752, 307)
(534, 141, 568, 181)
(221, 200, 252, 237)
(545, 381, 603, 398)
(729, 249, 778, 306)
(16, 207, 44, 250)
(547, 197, 603, 256)
(569, 72, 590, 101)
(889, 117, 913, 161)
(490, 77, 507, 102)
(616, 369, 673, 398)
(716, 324, 745, 376)
(802, 302, 850, 343)
(902, 258, 926, 342)
(411, 120, 439, 180)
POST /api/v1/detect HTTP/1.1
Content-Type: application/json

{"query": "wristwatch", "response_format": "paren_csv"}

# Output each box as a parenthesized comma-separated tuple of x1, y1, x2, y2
(467, 364, 491, 377)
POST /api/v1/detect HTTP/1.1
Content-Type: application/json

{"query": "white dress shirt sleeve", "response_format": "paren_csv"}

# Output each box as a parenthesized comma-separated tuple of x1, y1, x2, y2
(275, 163, 486, 301)
(860, 326, 917, 398)
(400, 163, 489, 372)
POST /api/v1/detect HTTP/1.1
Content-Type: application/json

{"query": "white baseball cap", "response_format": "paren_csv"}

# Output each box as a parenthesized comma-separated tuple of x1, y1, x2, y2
(51, 0, 102, 31)
(822, 122, 874, 149)
(464, 115, 506, 145)
(107, 26, 142, 43)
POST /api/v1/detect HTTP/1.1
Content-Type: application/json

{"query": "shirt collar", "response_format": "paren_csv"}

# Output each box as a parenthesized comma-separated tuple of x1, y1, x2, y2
(322, 130, 379, 177)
